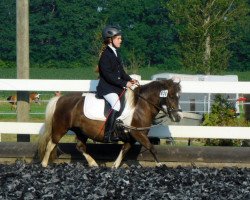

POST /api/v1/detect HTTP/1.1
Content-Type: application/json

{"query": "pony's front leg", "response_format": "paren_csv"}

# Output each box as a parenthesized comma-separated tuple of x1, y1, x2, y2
(148, 143, 163, 167)
(41, 139, 56, 167)
(112, 142, 133, 169)
(76, 138, 98, 167)
(131, 131, 163, 167)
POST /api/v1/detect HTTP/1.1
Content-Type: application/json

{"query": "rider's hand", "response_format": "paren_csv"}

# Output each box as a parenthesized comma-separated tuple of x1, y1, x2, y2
(126, 81, 133, 88)
(130, 79, 139, 85)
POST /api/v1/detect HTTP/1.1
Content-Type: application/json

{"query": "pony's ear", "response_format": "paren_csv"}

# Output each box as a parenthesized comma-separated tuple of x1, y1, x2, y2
(172, 77, 181, 84)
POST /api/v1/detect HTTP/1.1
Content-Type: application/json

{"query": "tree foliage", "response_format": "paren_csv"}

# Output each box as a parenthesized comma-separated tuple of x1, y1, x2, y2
(229, 9, 250, 71)
(166, 0, 249, 74)
(0, 0, 249, 73)
(0, 0, 16, 61)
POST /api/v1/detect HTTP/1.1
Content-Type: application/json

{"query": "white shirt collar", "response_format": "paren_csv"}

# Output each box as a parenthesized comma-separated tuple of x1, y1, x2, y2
(108, 44, 117, 57)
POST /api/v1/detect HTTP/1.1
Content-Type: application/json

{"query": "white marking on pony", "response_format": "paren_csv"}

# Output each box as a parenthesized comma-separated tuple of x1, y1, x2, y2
(82, 152, 98, 167)
(41, 139, 56, 167)
(162, 103, 183, 121)
(156, 162, 163, 167)
(118, 89, 136, 126)
(112, 148, 124, 168)
(162, 105, 167, 110)
(76, 139, 98, 167)
(177, 104, 183, 119)
(178, 111, 183, 119)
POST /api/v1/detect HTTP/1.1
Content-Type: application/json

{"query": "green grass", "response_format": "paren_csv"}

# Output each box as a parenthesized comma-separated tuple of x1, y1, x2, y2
(0, 96, 52, 122)
(0, 67, 98, 80)
(1, 67, 250, 81)
(0, 134, 77, 143)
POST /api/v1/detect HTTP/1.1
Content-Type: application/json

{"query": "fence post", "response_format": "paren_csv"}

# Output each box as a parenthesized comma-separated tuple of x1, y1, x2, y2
(16, 0, 30, 142)
(188, 99, 196, 146)
(17, 91, 30, 142)
(241, 94, 250, 146)
(244, 94, 250, 121)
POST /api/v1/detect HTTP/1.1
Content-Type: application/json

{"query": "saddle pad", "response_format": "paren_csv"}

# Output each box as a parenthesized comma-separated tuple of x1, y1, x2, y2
(83, 92, 135, 124)
(84, 93, 106, 121)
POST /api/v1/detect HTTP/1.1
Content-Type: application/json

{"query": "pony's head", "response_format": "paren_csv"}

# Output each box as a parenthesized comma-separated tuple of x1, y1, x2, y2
(159, 79, 182, 122)
(30, 92, 41, 104)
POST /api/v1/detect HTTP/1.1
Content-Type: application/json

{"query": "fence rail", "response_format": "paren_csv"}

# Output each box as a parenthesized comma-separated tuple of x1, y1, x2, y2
(1, 79, 250, 93)
(0, 122, 250, 140)
(1, 79, 250, 140)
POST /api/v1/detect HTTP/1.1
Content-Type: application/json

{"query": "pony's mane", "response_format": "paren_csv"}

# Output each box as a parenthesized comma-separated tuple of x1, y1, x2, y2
(125, 87, 135, 108)
(132, 79, 181, 105)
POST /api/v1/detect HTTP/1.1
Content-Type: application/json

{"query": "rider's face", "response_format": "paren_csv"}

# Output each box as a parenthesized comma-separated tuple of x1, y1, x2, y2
(112, 35, 122, 48)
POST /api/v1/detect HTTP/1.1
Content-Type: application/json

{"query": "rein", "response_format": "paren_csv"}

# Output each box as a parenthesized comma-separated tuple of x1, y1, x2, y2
(118, 86, 178, 131)
(117, 115, 170, 131)
(134, 90, 168, 114)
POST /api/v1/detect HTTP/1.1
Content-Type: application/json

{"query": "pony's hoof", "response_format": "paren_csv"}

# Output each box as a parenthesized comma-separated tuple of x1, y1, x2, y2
(89, 162, 99, 168)
(156, 162, 163, 167)
(111, 163, 120, 169)
(41, 162, 48, 168)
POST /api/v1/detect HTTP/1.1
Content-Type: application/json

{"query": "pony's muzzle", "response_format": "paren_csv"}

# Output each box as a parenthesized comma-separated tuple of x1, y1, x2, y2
(162, 105, 183, 122)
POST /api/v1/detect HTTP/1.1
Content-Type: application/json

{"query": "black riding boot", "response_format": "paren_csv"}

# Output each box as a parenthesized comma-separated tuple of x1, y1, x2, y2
(104, 110, 120, 143)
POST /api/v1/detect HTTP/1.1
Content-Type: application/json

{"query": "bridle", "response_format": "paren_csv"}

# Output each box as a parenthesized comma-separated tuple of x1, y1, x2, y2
(118, 86, 182, 131)
(129, 86, 181, 116)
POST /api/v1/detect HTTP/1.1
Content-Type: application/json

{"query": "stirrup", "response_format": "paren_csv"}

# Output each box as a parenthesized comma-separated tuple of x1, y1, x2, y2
(109, 133, 120, 142)
(104, 131, 119, 143)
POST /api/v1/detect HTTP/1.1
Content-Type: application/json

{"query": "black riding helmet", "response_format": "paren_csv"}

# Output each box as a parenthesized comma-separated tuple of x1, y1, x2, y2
(102, 25, 122, 40)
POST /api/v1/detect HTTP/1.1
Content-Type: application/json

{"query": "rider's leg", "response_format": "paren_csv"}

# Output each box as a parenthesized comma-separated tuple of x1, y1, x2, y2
(103, 93, 121, 142)
(104, 109, 120, 142)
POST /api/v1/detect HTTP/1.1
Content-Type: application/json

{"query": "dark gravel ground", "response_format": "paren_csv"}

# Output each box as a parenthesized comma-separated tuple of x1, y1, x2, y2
(0, 161, 250, 200)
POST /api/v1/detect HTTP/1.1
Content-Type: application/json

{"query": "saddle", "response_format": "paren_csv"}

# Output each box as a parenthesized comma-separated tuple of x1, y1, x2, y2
(83, 92, 136, 142)
(83, 93, 131, 122)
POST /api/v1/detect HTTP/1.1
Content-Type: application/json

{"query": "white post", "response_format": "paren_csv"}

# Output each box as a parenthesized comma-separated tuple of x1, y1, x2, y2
(208, 93, 211, 113)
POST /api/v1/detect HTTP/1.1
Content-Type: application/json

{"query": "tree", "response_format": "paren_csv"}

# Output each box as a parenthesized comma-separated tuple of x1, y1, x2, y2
(229, 7, 250, 71)
(0, 1, 16, 61)
(29, 0, 101, 67)
(0, 0, 181, 69)
(166, 0, 249, 74)
(101, 0, 180, 69)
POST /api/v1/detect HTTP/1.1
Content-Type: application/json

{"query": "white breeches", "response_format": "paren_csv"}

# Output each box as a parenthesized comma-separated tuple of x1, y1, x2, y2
(103, 93, 121, 111)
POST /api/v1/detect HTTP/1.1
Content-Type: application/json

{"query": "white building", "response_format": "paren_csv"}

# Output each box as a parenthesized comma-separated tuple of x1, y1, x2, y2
(151, 73, 239, 115)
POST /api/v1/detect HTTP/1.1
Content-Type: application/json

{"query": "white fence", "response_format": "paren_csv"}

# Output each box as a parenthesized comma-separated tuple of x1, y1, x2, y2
(0, 79, 250, 140)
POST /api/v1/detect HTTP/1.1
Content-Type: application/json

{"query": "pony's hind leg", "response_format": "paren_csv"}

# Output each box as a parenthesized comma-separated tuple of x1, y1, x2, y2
(40, 123, 68, 167)
(41, 139, 56, 167)
(75, 133, 98, 167)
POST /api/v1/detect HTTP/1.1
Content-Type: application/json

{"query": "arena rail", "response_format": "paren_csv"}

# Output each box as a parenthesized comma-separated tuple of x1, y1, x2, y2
(0, 78, 250, 140)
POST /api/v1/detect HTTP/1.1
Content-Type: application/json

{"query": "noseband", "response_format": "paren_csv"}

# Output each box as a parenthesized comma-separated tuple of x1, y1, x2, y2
(159, 96, 182, 114)
(166, 105, 182, 113)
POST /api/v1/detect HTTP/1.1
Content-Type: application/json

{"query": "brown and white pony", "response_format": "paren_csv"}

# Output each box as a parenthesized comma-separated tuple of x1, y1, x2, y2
(38, 79, 182, 168)
(6, 92, 40, 110)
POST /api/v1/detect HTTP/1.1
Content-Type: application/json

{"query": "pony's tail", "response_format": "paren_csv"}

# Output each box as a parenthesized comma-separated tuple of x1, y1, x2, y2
(38, 96, 60, 161)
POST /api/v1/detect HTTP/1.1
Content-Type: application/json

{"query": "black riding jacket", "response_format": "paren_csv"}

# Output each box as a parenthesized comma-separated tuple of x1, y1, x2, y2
(96, 46, 132, 96)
